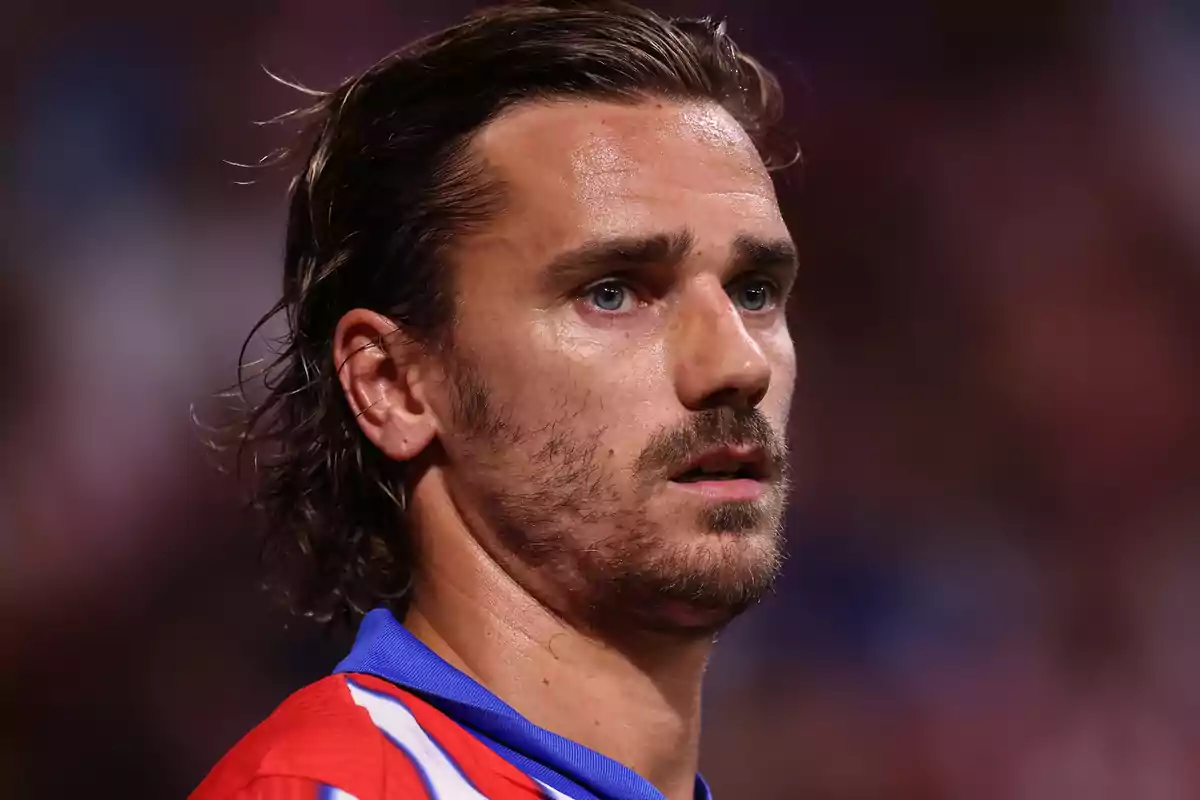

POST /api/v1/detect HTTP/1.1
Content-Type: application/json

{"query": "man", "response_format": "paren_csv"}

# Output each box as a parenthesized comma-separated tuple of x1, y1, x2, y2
(194, 2, 798, 798)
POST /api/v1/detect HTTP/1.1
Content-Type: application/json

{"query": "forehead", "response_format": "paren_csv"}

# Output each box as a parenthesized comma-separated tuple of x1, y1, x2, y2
(468, 98, 785, 257)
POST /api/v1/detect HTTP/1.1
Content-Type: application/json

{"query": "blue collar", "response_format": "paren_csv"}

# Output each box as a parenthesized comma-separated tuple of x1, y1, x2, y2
(334, 609, 712, 800)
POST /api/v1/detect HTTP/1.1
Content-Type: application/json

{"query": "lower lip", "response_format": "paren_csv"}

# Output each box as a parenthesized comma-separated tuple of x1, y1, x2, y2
(668, 478, 767, 502)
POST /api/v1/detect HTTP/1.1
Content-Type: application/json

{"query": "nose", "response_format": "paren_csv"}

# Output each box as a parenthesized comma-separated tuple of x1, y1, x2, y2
(672, 277, 772, 411)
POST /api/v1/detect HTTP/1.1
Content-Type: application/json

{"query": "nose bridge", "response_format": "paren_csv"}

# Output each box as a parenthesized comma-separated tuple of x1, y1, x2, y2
(682, 275, 743, 340)
(672, 276, 771, 409)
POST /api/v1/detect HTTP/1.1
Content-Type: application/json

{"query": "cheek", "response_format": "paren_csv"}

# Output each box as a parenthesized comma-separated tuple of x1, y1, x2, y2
(538, 328, 676, 458)
(532, 316, 673, 395)
(765, 329, 797, 416)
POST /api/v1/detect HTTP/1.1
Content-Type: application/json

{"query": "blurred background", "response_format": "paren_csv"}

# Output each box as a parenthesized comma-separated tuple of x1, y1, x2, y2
(4, 1, 1200, 798)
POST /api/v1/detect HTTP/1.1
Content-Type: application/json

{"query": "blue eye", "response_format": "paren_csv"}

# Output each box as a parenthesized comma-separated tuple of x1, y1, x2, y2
(733, 280, 776, 312)
(587, 281, 632, 312)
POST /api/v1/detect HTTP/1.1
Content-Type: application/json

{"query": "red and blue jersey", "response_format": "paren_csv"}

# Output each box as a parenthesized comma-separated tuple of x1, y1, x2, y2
(192, 609, 713, 800)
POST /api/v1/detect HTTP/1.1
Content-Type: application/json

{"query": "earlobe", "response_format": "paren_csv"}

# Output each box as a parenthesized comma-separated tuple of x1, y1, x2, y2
(332, 309, 439, 462)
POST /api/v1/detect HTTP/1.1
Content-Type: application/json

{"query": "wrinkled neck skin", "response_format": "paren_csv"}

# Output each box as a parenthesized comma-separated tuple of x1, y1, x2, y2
(403, 475, 712, 800)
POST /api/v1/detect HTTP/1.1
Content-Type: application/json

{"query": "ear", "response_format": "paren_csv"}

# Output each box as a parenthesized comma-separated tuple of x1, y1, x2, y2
(332, 309, 438, 462)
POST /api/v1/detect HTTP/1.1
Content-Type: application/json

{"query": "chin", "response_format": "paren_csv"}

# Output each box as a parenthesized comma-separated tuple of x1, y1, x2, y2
(634, 599, 750, 637)
(585, 524, 784, 637)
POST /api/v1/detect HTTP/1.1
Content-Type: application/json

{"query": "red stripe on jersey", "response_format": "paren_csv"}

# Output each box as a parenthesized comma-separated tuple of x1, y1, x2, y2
(191, 675, 431, 800)
(235, 775, 325, 800)
(347, 674, 546, 799)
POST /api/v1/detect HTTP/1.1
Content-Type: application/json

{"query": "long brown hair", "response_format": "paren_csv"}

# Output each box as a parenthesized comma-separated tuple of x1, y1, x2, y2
(222, 0, 792, 627)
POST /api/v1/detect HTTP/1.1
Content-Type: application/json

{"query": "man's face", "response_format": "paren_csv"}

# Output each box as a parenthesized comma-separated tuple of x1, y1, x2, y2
(432, 98, 797, 635)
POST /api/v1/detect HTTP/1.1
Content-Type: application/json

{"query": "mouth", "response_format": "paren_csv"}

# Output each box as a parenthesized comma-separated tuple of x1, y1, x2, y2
(668, 446, 772, 486)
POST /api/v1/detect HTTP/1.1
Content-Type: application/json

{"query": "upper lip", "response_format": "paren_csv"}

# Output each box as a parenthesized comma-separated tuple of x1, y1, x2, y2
(669, 445, 771, 481)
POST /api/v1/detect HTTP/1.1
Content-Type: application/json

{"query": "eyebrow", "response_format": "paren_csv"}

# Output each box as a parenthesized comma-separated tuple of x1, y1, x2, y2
(538, 229, 798, 294)
(730, 234, 800, 285)
(539, 230, 696, 293)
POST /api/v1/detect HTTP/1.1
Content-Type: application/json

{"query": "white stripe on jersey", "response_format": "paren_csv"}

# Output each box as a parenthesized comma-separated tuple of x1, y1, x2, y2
(322, 787, 361, 800)
(535, 779, 580, 800)
(346, 680, 489, 800)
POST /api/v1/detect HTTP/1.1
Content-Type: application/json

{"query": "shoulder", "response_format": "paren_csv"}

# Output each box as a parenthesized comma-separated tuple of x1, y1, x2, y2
(337, 675, 550, 800)
(190, 674, 547, 800)
(189, 675, 428, 800)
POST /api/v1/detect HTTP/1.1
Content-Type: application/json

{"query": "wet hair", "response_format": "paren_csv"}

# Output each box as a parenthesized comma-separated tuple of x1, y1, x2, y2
(229, 0, 792, 626)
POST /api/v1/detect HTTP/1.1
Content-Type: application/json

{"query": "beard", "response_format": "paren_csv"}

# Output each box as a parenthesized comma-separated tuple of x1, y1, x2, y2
(443, 356, 790, 637)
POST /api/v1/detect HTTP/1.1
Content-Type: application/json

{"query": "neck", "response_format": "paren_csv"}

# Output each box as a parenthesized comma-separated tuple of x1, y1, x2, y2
(405, 482, 712, 800)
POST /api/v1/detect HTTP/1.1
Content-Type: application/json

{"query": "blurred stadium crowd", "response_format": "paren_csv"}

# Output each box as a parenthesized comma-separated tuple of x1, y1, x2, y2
(4, 1, 1200, 798)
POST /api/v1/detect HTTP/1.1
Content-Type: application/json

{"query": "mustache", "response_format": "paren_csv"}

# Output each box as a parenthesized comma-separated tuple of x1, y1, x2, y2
(635, 407, 788, 482)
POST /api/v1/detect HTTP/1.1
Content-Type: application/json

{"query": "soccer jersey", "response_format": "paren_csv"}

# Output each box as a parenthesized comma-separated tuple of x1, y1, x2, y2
(192, 609, 713, 800)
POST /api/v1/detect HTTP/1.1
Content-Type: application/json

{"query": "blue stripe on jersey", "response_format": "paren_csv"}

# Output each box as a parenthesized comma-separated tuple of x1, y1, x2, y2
(335, 609, 713, 800)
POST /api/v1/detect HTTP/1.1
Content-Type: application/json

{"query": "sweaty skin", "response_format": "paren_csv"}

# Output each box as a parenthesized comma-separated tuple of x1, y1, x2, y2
(334, 98, 797, 800)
